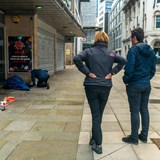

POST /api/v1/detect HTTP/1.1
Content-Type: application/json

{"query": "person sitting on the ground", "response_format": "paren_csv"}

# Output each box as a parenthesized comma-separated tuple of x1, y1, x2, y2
(31, 69, 50, 89)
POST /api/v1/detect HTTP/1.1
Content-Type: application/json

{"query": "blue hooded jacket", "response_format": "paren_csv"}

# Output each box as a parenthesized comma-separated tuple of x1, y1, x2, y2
(123, 43, 157, 86)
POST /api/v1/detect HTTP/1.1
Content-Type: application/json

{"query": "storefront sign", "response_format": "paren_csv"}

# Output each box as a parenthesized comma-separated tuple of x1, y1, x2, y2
(8, 36, 32, 72)
(65, 49, 70, 55)
(65, 36, 74, 43)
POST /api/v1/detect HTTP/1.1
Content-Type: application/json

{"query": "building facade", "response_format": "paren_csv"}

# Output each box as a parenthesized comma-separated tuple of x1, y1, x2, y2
(122, 0, 160, 63)
(97, 0, 113, 33)
(108, 0, 124, 55)
(80, 0, 98, 50)
(0, 0, 85, 84)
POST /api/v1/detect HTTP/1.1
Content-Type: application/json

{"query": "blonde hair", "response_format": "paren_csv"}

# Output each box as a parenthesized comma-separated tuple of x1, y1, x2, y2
(94, 31, 109, 44)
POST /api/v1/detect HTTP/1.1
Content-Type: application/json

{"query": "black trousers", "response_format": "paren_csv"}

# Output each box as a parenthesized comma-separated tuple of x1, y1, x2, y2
(126, 85, 151, 141)
(37, 75, 50, 87)
(85, 85, 111, 145)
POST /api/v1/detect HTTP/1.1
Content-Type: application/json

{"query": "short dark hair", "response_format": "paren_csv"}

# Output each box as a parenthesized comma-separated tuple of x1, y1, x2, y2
(131, 27, 144, 42)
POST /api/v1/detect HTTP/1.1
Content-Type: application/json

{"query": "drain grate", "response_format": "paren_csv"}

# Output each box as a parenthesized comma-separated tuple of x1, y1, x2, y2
(150, 138, 160, 150)
(149, 99, 160, 104)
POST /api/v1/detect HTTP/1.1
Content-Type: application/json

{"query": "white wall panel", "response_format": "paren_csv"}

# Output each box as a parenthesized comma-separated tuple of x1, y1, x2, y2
(56, 39, 64, 71)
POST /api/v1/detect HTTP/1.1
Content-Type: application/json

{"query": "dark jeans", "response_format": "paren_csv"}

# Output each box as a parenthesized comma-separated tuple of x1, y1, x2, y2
(37, 75, 50, 87)
(126, 85, 151, 141)
(85, 85, 112, 145)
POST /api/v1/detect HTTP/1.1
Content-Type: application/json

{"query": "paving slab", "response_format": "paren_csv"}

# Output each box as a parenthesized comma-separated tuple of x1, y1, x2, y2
(0, 120, 12, 131)
(77, 66, 160, 160)
(0, 66, 85, 160)
(42, 131, 79, 141)
(76, 144, 93, 160)
(133, 144, 160, 160)
(93, 144, 128, 160)
(0, 140, 7, 149)
(109, 145, 139, 160)
(7, 141, 77, 160)
(4, 120, 36, 131)
(78, 132, 90, 144)
(0, 140, 19, 160)
(1, 66, 160, 160)
(103, 132, 125, 144)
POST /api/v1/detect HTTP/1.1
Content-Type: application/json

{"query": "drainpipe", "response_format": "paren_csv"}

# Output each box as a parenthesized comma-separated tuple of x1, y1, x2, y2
(142, 1, 145, 29)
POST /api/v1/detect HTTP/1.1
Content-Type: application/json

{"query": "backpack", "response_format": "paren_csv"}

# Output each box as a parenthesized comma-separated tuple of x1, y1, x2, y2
(3, 75, 30, 91)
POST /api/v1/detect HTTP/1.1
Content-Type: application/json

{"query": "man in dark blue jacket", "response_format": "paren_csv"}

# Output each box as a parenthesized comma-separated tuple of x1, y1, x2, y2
(122, 28, 157, 145)
(31, 69, 50, 89)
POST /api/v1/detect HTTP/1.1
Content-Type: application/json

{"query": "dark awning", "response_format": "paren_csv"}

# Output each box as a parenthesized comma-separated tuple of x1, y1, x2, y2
(0, 0, 85, 37)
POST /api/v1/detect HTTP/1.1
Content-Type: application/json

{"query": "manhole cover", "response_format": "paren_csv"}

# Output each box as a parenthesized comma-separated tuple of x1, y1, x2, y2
(149, 99, 160, 104)
(150, 138, 160, 149)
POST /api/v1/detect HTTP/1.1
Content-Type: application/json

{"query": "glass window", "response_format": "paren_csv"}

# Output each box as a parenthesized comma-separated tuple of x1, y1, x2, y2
(116, 39, 118, 48)
(120, 0, 122, 8)
(119, 37, 122, 48)
(119, 24, 122, 34)
(118, 14, 120, 23)
(115, 16, 117, 25)
(106, 2, 112, 8)
(116, 27, 118, 36)
(157, 0, 160, 3)
(156, 16, 160, 28)
(106, 8, 111, 13)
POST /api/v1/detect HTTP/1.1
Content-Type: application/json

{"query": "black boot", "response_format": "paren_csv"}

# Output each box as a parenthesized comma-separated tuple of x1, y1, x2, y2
(122, 135, 138, 145)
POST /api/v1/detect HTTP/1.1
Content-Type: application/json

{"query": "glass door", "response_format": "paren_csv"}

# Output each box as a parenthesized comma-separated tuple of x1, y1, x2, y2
(154, 41, 160, 64)
(0, 27, 5, 84)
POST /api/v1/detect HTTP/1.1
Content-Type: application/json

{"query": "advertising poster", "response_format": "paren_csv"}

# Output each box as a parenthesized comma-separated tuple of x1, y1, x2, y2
(8, 36, 32, 72)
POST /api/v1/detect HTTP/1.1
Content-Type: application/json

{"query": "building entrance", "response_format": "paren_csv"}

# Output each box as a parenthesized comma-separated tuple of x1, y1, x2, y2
(0, 27, 5, 84)
(154, 41, 160, 64)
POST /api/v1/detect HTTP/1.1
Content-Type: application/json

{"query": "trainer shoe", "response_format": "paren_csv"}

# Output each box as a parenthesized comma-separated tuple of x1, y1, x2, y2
(122, 135, 138, 145)
(138, 134, 147, 143)
(92, 143, 102, 154)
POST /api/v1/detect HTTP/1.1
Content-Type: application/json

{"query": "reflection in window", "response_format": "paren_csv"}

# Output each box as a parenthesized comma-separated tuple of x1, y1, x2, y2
(156, 15, 160, 28)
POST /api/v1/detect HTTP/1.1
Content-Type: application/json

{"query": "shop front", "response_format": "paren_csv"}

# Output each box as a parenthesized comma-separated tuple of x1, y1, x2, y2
(0, 13, 5, 84)
(0, 0, 85, 84)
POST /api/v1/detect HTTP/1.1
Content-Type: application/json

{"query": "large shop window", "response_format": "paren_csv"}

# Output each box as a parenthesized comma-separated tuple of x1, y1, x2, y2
(8, 36, 32, 72)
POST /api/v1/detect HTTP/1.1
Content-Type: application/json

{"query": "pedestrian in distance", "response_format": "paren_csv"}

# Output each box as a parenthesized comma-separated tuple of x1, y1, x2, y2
(122, 27, 157, 145)
(73, 31, 127, 154)
(31, 69, 50, 89)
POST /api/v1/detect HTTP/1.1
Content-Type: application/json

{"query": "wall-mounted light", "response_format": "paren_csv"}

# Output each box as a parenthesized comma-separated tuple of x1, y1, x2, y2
(11, 16, 20, 24)
(36, 5, 43, 10)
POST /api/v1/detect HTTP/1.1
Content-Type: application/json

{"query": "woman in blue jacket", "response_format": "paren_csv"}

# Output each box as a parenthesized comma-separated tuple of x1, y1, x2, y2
(73, 31, 127, 154)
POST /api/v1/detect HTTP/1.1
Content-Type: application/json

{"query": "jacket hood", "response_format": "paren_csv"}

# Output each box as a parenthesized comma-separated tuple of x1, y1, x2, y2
(135, 43, 153, 57)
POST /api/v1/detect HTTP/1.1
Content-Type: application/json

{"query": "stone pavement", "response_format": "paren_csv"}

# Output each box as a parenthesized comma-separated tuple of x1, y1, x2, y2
(0, 66, 85, 160)
(77, 65, 160, 160)
(0, 65, 160, 160)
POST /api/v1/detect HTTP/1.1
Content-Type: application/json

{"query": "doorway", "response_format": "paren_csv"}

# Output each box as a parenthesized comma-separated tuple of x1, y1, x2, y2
(154, 41, 160, 64)
(0, 27, 5, 84)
